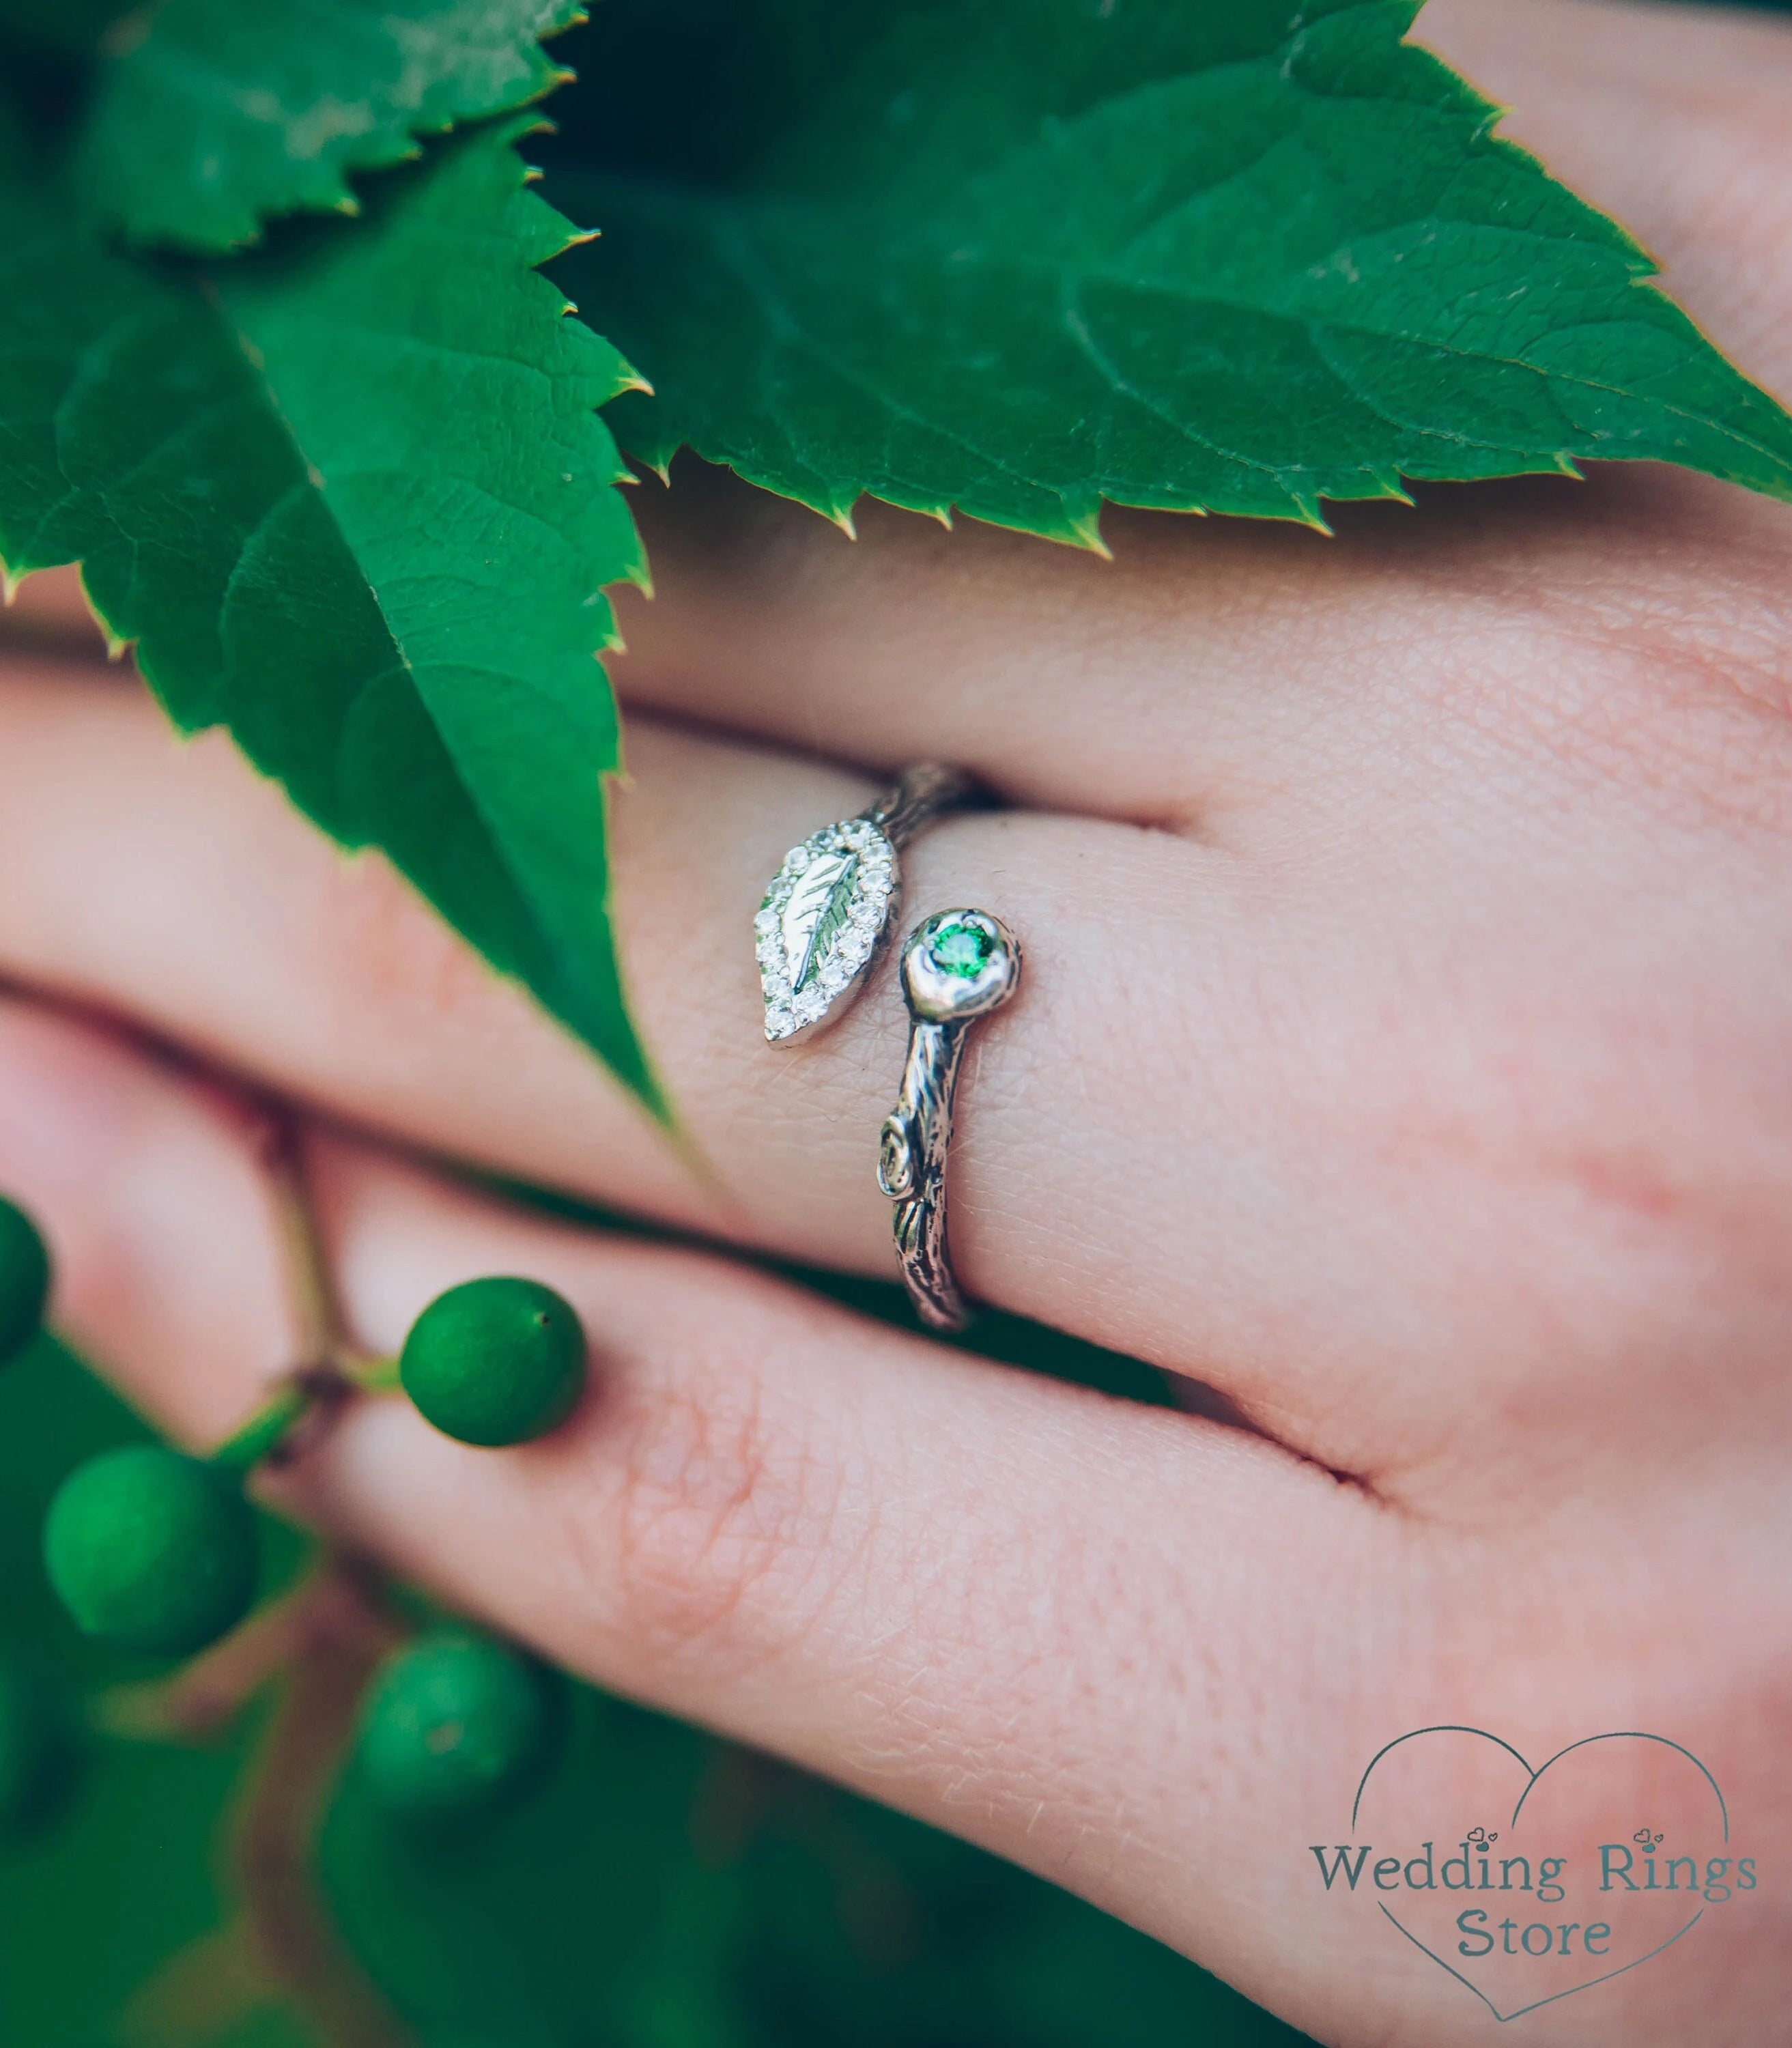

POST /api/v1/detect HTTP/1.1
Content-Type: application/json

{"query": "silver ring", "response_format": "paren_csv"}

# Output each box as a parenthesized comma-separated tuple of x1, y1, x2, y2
(755, 763, 978, 1044)
(876, 909, 1022, 1331)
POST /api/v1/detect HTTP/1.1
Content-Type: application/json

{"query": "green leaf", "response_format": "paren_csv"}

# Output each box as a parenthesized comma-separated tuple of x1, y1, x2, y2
(549, 0, 1792, 545)
(76, 0, 586, 252)
(0, 119, 664, 1115)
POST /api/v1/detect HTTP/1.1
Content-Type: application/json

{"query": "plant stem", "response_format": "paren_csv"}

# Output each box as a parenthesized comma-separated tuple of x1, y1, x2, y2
(227, 1562, 413, 2047)
(96, 1561, 405, 1743)
(266, 1109, 347, 1369)
(205, 1113, 403, 1474)
(122, 1119, 416, 2040)
(208, 1378, 316, 1477)
(117, 1561, 415, 2047)
(208, 1351, 403, 1477)
(341, 1352, 403, 1394)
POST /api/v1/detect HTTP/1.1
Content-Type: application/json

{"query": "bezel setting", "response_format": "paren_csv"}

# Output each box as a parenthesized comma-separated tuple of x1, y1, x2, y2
(899, 909, 1021, 1024)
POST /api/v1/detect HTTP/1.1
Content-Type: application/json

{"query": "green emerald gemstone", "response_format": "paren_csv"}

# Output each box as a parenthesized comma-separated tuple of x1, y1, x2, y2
(928, 920, 994, 978)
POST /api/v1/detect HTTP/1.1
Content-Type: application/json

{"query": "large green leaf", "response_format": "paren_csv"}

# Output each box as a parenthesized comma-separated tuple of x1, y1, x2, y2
(549, 0, 1792, 545)
(0, 119, 663, 1113)
(74, 0, 585, 251)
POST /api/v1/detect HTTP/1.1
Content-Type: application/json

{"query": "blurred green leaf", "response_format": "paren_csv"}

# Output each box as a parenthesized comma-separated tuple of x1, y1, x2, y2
(324, 1686, 1313, 2047)
(551, 0, 1792, 546)
(76, 0, 586, 252)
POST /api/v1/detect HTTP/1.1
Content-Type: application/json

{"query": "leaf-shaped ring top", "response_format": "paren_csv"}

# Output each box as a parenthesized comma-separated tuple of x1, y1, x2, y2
(754, 764, 978, 1044)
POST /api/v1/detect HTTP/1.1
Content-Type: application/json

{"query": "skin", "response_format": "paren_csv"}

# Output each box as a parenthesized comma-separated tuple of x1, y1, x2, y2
(0, 0, 1789, 2038)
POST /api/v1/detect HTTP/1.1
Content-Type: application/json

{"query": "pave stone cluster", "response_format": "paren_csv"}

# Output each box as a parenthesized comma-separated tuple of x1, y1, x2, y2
(755, 818, 897, 1041)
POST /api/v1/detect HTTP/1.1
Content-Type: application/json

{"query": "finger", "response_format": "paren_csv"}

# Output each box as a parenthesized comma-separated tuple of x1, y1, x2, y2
(1, 563, 110, 654)
(4, 649, 1789, 1503)
(0, 993, 1434, 2047)
(0, 655, 1287, 1421)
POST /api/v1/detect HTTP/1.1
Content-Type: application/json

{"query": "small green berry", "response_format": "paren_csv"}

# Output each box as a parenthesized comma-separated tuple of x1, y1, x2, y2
(355, 1631, 565, 1822)
(44, 1446, 258, 1658)
(0, 1195, 49, 1367)
(399, 1276, 586, 1449)
(0, 1652, 83, 1843)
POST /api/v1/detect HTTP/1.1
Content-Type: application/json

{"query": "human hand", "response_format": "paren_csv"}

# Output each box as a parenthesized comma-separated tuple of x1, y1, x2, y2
(0, 1, 1789, 2038)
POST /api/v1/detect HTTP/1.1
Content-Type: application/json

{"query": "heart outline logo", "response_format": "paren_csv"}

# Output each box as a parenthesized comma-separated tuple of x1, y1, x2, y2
(1348, 1726, 1729, 2023)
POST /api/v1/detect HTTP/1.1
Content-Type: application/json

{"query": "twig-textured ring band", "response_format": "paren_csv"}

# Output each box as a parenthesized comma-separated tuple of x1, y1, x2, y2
(876, 909, 1022, 1332)
(755, 763, 978, 1044)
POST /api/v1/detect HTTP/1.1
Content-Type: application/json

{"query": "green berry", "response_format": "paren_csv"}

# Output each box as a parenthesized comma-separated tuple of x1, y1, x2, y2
(355, 1631, 565, 1822)
(0, 1652, 83, 1843)
(399, 1277, 586, 1449)
(44, 1447, 258, 1658)
(0, 1195, 49, 1367)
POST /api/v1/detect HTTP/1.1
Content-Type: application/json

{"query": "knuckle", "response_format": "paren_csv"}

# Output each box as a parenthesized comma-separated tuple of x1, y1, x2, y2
(584, 1367, 851, 1671)
(1437, 560, 1792, 838)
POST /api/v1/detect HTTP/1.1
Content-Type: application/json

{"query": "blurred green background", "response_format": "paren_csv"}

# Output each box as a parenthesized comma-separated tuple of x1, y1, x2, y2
(0, 1297, 1312, 2047)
